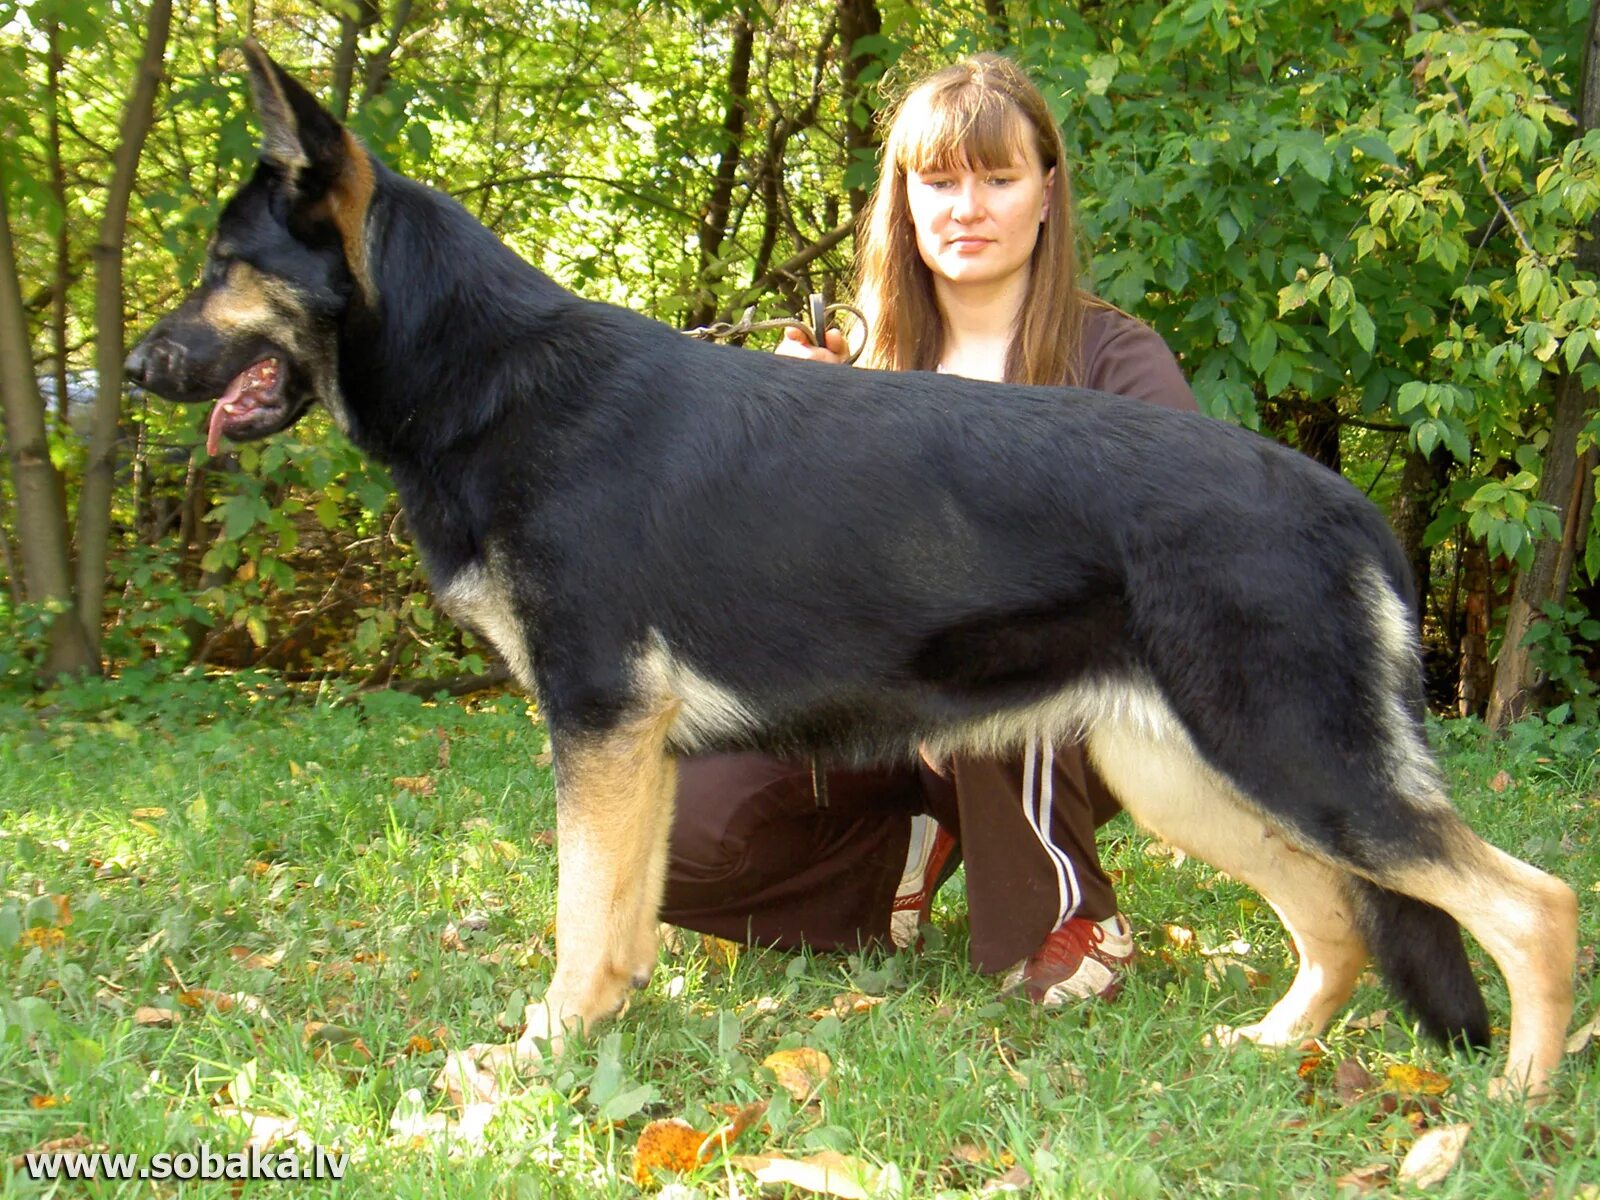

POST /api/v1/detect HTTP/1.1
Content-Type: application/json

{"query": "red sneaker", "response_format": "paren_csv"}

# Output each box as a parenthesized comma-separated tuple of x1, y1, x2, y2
(1004, 913, 1135, 1003)
(888, 820, 959, 950)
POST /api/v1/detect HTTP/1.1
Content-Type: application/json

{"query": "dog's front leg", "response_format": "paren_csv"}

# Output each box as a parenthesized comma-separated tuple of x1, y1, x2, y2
(517, 701, 680, 1061)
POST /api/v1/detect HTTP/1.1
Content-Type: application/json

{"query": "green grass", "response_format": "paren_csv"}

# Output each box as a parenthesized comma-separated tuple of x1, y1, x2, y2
(1, 676, 1596, 1198)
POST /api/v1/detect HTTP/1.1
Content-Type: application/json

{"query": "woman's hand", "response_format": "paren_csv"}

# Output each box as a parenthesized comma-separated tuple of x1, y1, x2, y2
(775, 324, 849, 364)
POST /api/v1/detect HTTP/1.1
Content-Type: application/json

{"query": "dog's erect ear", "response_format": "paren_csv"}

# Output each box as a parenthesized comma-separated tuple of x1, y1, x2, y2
(240, 38, 347, 182)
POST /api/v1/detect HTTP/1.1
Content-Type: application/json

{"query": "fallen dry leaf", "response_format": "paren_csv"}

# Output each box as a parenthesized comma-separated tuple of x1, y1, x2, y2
(700, 935, 741, 970)
(211, 1106, 308, 1152)
(1333, 1162, 1392, 1192)
(1347, 1008, 1389, 1032)
(731, 1151, 893, 1199)
(810, 993, 887, 1020)
(177, 989, 272, 1021)
(698, 1100, 769, 1159)
(1335, 1059, 1376, 1105)
(763, 1047, 831, 1103)
(980, 1160, 1033, 1196)
(1203, 956, 1269, 989)
(1397, 1122, 1471, 1188)
(1385, 1064, 1452, 1096)
(9, 1135, 108, 1171)
(19, 927, 66, 950)
(134, 1005, 180, 1027)
(432, 1043, 521, 1107)
(227, 946, 284, 969)
(1565, 1004, 1599, 1055)
(633, 1118, 710, 1187)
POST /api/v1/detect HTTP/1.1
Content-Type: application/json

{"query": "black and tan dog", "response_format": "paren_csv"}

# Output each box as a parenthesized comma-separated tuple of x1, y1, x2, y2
(128, 43, 1577, 1098)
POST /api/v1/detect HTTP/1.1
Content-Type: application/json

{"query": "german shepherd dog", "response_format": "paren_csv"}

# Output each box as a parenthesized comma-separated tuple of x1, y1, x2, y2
(128, 43, 1577, 1098)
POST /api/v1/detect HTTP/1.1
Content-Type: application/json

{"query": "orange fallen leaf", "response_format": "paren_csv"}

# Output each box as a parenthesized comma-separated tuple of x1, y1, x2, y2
(810, 993, 887, 1020)
(700, 935, 741, 970)
(697, 1100, 769, 1158)
(1385, 1064, 1452, 1096)
(228, 946, 283, 969)
(633, 1118, 709, 1187)
(177, 989, 271, 1020)
(1397, 1122, 1471, 1188)
(762, 1047, 831, 1102)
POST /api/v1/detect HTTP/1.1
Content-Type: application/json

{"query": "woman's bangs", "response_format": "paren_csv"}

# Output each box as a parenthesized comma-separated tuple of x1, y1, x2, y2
(896, 88, 1036, 175)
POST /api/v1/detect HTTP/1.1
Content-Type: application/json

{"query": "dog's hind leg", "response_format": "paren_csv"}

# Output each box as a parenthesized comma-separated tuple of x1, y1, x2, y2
(1083, 721, 1368, 1049)
(517, 700, 681, 1060)
(1362, 827, 1577, 1099)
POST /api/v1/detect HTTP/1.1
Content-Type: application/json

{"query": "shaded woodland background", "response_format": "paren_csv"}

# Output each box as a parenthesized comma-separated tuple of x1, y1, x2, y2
(2, 0, 1599, 731)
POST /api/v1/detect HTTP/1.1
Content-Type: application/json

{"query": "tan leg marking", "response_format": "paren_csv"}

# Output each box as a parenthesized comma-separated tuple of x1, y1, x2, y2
(1085, 721, 1366, 1048)
(517, 700, 680, 1059)
(1381, 836, 1576, 1100)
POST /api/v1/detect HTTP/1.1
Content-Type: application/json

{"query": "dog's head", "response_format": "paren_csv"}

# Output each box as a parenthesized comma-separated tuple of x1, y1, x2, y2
(126, 41, 375, 453)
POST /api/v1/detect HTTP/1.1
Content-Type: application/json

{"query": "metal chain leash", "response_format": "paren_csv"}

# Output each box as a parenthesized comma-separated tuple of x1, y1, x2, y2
(685, 292, 867, 364)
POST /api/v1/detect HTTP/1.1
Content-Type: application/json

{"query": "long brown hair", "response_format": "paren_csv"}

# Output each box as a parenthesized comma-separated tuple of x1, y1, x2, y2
(854, 53, 1089, 386)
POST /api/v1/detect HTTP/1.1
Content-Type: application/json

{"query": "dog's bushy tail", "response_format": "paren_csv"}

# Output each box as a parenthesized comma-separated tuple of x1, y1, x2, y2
(1349, 878, 1491, 1049)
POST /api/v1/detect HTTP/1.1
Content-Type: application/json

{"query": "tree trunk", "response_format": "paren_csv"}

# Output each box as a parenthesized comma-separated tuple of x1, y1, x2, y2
(1457, 537, 1494, 718)
(837, 0, 882, 219)
(47, 19, 71, 429)
(1486, 0, 1600, 729)
(332, 0, 381, 121)
(689, 2, 754, 328)
(983, 0, 1011, 47)
(76, 0, 173, 669)
(1389, 445, 1452, 627)
(1292, 397, 1341, 473)
(0, 177, 95, 677)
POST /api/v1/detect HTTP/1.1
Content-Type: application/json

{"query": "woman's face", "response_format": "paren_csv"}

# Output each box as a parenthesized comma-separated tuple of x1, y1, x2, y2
(904, 134, 1052, 291)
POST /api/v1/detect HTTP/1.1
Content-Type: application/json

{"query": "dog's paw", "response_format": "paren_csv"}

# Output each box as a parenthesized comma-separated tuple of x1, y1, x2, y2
(1205, 1021, 1297, 1050)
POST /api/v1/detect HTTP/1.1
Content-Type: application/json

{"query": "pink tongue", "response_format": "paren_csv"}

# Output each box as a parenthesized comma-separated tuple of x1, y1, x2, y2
(206, 371, 251, 456)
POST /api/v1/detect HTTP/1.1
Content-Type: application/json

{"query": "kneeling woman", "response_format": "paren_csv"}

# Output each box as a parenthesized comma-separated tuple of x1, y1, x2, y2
(661, 53, 1196, 1005)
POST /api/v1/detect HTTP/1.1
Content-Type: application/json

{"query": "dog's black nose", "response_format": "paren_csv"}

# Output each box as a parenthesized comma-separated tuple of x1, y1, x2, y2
(124, 340, 151, 385)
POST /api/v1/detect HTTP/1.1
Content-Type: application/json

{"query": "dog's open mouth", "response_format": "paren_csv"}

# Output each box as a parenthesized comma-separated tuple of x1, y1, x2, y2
(207, 357, 285, 455)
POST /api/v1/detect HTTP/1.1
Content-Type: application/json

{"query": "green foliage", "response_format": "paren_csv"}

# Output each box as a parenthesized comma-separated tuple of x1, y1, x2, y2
(3, 0, 1599, 715)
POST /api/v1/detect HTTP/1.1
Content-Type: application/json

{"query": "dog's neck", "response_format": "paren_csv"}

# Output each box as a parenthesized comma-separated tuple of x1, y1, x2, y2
(333, 162, 619, 467)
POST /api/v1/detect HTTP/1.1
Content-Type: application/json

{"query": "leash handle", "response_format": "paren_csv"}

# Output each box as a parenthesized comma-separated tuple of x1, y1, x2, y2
(808, 293, 829, 352)
(685, 296, 867, 365)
